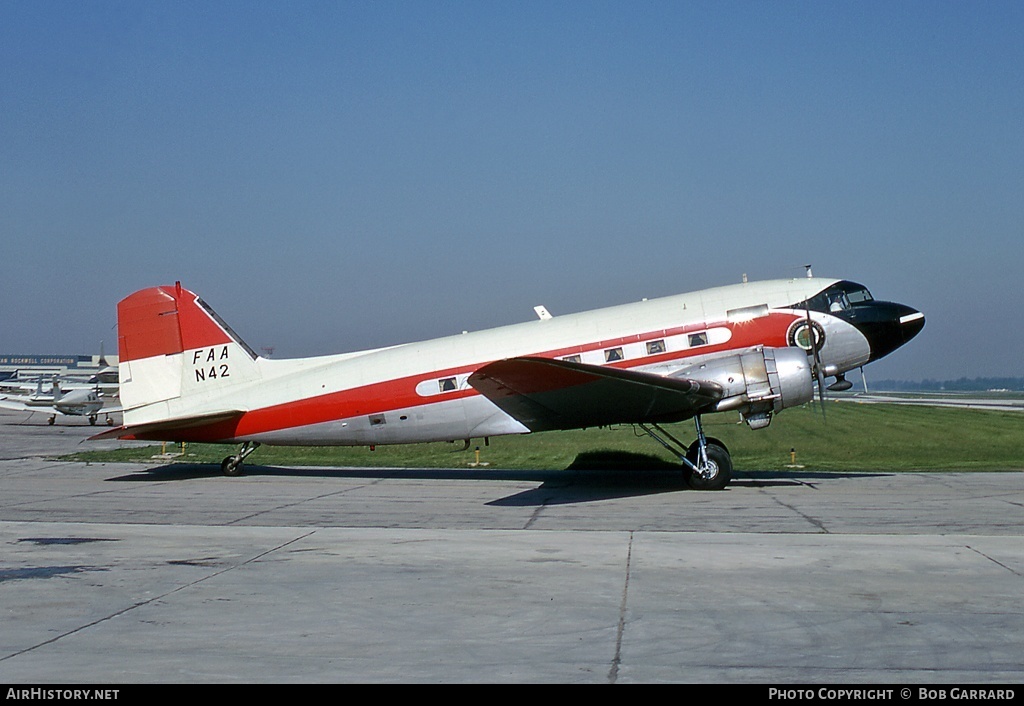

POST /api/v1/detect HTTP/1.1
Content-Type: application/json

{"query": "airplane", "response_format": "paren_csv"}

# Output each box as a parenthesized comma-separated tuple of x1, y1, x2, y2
(0, 371, 119, 397)
(0, 375, 119, 426)
(92, 274, 924, 489)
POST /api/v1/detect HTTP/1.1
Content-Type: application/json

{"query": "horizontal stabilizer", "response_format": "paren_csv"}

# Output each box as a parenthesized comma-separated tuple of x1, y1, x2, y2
(467, 356, 722, 432)
(88, 410, 246, 442)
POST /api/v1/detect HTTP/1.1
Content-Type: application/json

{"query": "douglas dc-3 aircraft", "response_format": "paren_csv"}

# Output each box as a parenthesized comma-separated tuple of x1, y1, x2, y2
(93, 274, 924, 489)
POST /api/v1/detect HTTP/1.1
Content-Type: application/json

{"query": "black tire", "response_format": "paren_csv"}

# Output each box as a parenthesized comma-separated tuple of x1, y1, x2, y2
(221, 456, 243, 477)
(684, 442, 733, 491)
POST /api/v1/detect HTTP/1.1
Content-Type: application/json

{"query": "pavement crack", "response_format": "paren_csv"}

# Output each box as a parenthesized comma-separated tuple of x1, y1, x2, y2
(523, 501, 547, 529)
(224, 487, 371, 525)
(966, 544, 1023, 577)
(768, 493, 830, 533)
(607, 531, 633, 684)
(0, 530, 317, 663)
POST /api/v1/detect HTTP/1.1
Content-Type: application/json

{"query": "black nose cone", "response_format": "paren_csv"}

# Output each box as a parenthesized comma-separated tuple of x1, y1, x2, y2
(841, 302, 925, 362)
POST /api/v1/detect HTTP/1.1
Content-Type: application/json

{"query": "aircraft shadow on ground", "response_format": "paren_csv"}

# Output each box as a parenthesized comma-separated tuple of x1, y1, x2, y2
(104, 450, 890, 506)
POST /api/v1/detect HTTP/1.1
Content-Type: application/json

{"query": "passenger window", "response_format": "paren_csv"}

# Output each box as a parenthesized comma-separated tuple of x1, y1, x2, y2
(562, 355, 581, 363)
(646, 339, 666, 355)
(604, 347, 624, 362)
(688, 332, 709, 347)
(438, 377, 458, 392)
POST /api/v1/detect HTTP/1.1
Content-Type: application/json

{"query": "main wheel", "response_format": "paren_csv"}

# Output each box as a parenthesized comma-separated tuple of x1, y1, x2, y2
(684, 442, 733, 491)
(221, 456, 243, 477)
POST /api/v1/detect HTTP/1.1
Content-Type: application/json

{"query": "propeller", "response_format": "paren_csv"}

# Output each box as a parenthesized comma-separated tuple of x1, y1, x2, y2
(804, 304, 827, 420)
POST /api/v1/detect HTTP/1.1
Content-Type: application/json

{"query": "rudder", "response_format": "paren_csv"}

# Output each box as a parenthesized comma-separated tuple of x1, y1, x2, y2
(117, 283, 260, 423)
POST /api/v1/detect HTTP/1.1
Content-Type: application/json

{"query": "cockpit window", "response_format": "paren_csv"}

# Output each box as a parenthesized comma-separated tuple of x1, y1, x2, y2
(845, 286, 873, 304)
(790, 281, 873, 314)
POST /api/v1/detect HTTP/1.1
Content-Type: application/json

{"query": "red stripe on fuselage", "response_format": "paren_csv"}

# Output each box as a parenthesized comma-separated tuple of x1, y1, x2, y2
(130, 311, 801, 443)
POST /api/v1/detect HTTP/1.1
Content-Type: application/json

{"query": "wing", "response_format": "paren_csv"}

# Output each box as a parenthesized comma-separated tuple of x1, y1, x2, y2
(0, 396, 33, 412)
(0, 397, 77, 416)
(467, 356, 723, 432)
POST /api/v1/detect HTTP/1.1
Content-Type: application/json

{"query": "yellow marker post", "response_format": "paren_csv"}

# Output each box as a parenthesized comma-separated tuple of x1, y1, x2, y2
(469, 446, 489, 467)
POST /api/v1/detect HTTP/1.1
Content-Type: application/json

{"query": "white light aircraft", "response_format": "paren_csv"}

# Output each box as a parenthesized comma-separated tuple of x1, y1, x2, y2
(93, 275, 924, 489)
(0, 375, 118, 426)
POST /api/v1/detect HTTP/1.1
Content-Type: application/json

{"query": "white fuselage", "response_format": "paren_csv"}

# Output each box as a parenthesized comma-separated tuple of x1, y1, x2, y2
(119, 277, 873, 445)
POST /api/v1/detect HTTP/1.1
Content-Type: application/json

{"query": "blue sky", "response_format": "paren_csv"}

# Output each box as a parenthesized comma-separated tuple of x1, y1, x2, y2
(2, 1, 1021, 381)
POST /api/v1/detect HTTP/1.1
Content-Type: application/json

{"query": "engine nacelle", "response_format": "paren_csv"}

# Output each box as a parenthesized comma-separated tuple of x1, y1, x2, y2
(672, 346, 813, 429)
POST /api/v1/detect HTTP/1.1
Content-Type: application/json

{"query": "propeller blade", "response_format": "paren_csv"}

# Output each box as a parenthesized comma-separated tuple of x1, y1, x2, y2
(804, 304, 826, 421)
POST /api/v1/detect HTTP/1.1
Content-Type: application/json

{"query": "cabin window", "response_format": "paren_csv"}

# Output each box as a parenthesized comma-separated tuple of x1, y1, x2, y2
(416, 374, 472, 397)
(688, 332, 709, 347)
(604, 347, 624, 362)
(646, 339, 666, 355)
(561, 354, 581, 363)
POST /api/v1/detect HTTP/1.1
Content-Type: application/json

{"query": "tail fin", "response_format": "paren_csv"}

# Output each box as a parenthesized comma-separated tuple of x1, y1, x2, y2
(117, 283, 260, 425)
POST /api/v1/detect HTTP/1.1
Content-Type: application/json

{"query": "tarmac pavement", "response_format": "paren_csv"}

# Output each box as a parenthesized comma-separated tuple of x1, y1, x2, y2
(1, 409, 1022, 684)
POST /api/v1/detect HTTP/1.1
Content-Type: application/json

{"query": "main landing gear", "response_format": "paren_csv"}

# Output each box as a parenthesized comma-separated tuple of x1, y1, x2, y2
(221, 441, 261, 477)
(638, 415, 733, 491)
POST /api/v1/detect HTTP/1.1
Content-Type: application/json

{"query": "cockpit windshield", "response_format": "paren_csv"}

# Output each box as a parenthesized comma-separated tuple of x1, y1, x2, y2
(790, 280, 874, 314)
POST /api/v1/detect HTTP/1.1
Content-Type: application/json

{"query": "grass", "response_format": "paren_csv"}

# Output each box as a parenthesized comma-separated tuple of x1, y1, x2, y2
(64, 402, 1024, 473)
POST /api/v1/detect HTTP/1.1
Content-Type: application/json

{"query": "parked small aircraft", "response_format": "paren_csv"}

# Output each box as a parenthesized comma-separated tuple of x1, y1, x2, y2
(93, 274, 924, 488)
(0, 375, 118, 425)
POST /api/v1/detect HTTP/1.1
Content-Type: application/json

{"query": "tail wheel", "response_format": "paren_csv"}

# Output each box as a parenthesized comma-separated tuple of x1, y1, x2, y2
(220, 441, 259, 477)
(684, 441, 733, 491)
(221, 457, 244, 477)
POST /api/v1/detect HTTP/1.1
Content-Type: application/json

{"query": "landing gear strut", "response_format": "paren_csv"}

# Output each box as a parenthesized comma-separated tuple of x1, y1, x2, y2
(221, 441, 260, 477)
(639, 415, 733, 490)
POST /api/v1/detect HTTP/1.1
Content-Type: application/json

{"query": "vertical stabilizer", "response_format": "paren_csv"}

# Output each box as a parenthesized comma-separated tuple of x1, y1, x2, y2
(117, 283, 260, 425)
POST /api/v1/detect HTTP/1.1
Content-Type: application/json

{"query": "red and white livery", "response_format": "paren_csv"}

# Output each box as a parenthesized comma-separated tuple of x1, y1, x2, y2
(95, 275, 924, 489)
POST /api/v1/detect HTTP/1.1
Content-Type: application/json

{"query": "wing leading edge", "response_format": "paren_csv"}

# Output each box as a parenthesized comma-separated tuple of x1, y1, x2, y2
(467, 356, 723, 432)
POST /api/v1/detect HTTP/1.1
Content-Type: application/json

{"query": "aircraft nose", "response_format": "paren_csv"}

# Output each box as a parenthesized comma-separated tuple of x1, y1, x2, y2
(847, 301, 925, 362)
